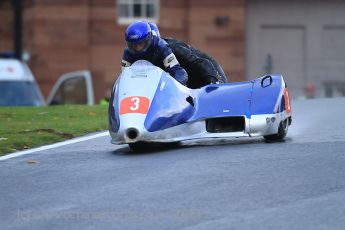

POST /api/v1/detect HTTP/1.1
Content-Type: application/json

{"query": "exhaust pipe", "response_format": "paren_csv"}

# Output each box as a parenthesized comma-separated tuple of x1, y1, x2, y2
(126, 128, 139, 140)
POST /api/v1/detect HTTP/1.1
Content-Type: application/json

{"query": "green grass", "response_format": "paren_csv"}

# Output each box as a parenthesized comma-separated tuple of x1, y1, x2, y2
(0, 105, 108, 156)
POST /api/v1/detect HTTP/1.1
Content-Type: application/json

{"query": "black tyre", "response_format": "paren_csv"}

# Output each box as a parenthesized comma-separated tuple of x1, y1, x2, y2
(128, 142, 153, 151)
(128, 142, 180, 151)
(264, 119, 289, 141)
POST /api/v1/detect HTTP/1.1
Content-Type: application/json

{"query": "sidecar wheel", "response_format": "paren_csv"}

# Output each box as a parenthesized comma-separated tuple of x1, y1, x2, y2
(264, 119, 289, 142)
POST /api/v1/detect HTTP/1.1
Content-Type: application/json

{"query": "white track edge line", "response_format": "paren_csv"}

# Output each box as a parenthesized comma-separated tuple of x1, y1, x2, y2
(0, 131, 109, 161)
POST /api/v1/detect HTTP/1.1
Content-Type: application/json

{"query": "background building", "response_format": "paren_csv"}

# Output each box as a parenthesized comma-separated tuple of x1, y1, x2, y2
(1, 0, 345, 102)
(247, 0, 345, 98)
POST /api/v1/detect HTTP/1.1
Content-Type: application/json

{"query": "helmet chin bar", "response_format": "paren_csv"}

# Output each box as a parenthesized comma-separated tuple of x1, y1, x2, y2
(133, 42, 147, 52)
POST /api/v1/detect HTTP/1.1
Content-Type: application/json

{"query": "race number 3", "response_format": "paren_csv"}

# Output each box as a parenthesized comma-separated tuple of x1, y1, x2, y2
(120, 96, 150, 115)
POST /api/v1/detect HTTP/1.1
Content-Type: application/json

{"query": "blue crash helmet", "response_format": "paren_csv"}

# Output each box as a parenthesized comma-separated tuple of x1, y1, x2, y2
(148, 22, 160, 37)
(125, 21, 153, 56)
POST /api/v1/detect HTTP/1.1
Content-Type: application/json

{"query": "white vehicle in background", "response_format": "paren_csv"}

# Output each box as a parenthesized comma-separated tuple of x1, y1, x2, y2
(0, 58, 94, 106)
(0, 59, 44, 106)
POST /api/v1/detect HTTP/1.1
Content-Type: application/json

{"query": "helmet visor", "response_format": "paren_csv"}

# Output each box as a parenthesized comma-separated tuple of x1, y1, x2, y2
(127, 34, 152, 54)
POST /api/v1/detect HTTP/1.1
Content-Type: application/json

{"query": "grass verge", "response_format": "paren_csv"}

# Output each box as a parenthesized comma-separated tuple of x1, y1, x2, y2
(0, 105, 108, 157)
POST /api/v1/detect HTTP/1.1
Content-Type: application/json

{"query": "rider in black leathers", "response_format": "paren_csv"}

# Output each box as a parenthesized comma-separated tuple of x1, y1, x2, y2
(164, 37, 228, 88)
(149, 22, 228, 89)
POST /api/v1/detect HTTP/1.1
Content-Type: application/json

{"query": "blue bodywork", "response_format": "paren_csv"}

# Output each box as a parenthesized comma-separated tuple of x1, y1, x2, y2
(192, 76, 283, 121)
(144, 72, 194, 132)
(109, 73, 285, 133)
(190, 82, 253, 121)
(108, 80, 120, 133)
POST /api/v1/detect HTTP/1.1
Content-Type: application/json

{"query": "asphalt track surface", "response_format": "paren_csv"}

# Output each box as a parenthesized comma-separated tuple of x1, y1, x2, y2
(1, 97, 345, 230)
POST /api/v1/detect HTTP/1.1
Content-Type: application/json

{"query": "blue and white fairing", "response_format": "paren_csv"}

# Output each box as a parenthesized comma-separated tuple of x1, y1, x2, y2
(109, 60, 292, 144)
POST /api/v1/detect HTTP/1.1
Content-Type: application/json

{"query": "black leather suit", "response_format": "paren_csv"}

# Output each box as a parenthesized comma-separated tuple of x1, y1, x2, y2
(164, 37, 228, 88)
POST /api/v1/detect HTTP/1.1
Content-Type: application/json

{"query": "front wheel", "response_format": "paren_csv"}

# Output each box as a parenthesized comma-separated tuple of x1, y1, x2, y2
(264, 119, 289, 141)
(128, 142, 180, 151)
(128, 142, 153, 151)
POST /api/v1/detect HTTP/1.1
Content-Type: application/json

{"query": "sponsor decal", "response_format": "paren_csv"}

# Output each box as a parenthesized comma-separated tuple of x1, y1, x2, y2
(0, 66, 15, 74)
(121, 60, 131, 68)
(7, 66, 14, 73)
(163, 53, 179, 68)
(130, 34, 140, 39)
(120, 96, 150, 115)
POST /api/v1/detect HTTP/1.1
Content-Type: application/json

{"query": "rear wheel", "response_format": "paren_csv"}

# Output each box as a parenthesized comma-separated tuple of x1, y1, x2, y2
(264, 119, 289, 141)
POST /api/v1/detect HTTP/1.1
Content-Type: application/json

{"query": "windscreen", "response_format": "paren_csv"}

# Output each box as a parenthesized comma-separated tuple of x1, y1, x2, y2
(0, 81, 44, 106)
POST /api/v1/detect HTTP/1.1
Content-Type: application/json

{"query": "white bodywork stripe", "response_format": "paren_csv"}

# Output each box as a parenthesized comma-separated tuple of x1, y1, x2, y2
(0, 131, 109, 161)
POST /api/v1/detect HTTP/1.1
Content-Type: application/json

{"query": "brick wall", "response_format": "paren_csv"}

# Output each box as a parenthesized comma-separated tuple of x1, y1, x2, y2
(160, 1, 189, 41)
(188, 0, 246, 82)
(159, 0, 246, 82)
(0, 1, 13, 52)
(22, 0, 91, 98)
(22, 0, 121, 101)
(90, 0, 122, 101)
(2, 0, 246, 101)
